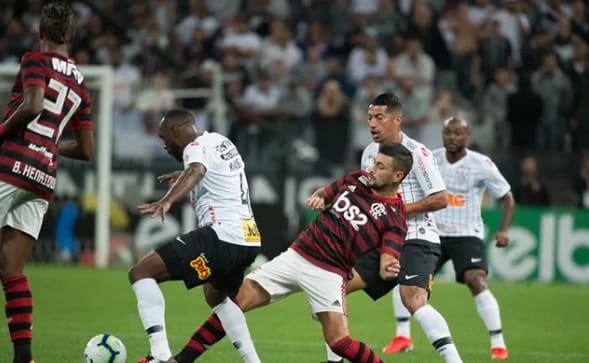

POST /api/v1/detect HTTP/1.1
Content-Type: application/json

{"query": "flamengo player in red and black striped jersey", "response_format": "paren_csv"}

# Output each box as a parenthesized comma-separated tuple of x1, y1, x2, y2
(172, 143, 413, 363)
(0, 3, 94, 363)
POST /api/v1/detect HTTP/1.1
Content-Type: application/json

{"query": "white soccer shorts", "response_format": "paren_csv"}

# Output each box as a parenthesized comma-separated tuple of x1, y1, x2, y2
(0, 181, 49, 239)
(246, 248, 347, 314)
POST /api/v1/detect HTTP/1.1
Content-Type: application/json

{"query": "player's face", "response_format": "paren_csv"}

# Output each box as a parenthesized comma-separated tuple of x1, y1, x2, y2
(442, 120, 470, 153)
(368, 153, 403, 191)
(159, 126, 183, 162)
(367, 105, 401, 143)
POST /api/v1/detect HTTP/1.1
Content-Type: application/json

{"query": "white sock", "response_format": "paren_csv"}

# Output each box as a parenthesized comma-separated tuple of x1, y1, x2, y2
(413, 305, 463, 363)
(392, 285, 411, 337)
(474, 289, 506, 348)
(132, 278, 172, 360)
(213, 297, 261, 363)
(325, 342, 343, 362)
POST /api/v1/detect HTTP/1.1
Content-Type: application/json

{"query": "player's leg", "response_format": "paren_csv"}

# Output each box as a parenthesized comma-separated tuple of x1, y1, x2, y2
(451, 237, 508, 360)
(397, 240, 463, 363)
(0, 186, 48, 363)
(175, 248, 300, 363)
(128, 247, 174, 362)
(202, 244, 262, 363)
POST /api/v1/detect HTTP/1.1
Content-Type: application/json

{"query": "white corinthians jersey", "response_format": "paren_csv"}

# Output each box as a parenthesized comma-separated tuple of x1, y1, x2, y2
(433, 148, 511, 239)
(361, 133, 446, 243)
(183, 131, 260, 247)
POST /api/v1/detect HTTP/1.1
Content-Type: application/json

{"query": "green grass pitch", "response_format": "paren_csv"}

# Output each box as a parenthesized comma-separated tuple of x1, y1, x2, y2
(1, 265, 588, 362)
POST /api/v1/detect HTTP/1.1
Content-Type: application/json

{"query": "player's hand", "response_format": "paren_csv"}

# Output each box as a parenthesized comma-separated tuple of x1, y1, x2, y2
(157, 171, 182, 184)
(138, 199, 172, 223)
(492, 231, 509, 248)
(306, 196, 325, 211)
(380, 256, 401, 280)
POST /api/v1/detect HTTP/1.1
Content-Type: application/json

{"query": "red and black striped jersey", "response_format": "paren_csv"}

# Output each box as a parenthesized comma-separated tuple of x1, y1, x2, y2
(292, 170, 407, 278)
(0, 51, 93, 200)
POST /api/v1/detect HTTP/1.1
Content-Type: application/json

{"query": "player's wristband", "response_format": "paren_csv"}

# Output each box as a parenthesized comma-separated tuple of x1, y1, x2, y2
(0, 124, 6, 138)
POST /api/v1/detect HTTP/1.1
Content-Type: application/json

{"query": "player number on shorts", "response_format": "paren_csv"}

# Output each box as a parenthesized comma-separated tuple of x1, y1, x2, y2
(27, 78, 82, 139)
(332, 191, 368, 231)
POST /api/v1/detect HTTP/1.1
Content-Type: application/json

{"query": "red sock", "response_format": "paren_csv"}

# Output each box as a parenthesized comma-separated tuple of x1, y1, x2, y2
(175, 314, 226, 363)
(329, 336, 383, 363)
(3, 274, 33, 362)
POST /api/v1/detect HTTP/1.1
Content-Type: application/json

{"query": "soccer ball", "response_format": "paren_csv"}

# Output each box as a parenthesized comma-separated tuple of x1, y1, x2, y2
(84, 334, 127, 363)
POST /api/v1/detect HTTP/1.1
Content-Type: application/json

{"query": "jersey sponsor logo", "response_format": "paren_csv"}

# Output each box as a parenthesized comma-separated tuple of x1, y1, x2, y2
(417, 156, 433, 189)
(190, 255, 211, 280)
(447, 193, 466, 207)
(332, 190, 368, 231)
(241, 218, 261, 243)
(370, 203, 386, 219)
(421, 146, 430, 157)
(405, 274, 419, 280)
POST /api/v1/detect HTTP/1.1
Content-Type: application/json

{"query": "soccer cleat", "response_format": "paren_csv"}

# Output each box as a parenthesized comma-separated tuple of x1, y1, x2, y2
(491, 347, 509, 360)
(138, 355, 178, 363)
(382, 336, 414, 354)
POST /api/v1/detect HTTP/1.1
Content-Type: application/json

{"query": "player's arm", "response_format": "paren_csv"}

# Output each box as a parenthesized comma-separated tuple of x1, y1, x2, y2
(405, 149, 448, 214)
(379, 224, 405, 280)
(493, 191, 515, 247)
(0, 86, 44, 138)
(57, 130, 94, 161)
(138, 162, 206, 222)
(379, 252, 400, 280)
(306, 172, 358, 210)
(306, 186, 331, 210)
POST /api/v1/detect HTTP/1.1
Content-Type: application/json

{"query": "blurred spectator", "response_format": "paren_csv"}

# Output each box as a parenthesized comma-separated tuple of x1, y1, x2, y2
(396, 74, 430, 139)
(175, 0, 220, 48)
(346, 33, 388, 84)
(220, 15, 261, 59)
(221, 49, 251, 89)
(294, 45, 327, 92)
(350, 0, 379, 16)
(297, 21, 329, 59)
(468, 0, 495, 25)
(258, 19, 302, 73)
(531, 52, 573, 151)
(1, 19, 30, 63)
(242, 71, 280, 119)
(507, 73, 543, 152)
(408, 2, 452, 71)
(422, 89, 470, 150)
(573, 153, 589, 209)
(312, 80, 350, 174)
(494, 0, 530, 65)
(482, 68, 515, 149)
(571, 0, 589, 41)
(394, 35, 435, 100)
(351, 76, 382, 161)
(521, 24, 556, 72)
(565, 38, 589, 151)
(365, 0, 406, 47)
(476, 17, 513, 86)
(513, 155, 552, 206)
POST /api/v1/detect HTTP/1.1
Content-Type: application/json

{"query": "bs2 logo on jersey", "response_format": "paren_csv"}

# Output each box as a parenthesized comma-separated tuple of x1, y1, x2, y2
(190, 255, 211, 280)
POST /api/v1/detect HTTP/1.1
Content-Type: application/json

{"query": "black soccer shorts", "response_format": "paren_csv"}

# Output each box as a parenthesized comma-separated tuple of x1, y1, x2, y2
(435, 236, 488, 283)
(156, 225, 259, 296)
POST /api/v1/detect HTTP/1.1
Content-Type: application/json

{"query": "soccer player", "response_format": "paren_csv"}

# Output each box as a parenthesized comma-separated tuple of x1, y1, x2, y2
(432, 117, 514, 360)
(129, 109, 262, 363)
(326, 93, 463, 363)
(0, 3, 94, 363)
(172, 142, 412, 363)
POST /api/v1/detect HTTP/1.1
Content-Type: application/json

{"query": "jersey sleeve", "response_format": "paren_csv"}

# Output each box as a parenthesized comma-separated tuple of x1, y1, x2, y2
(380, 225, 405, 259)
(183, 140, 208, 170)
(69, 86, 93, 131)
(324, 170, 368, 200)
(360, 143, 376, 171)
(413, 146, 446, 195)
(482, 157, 511, 198)
(20, 52, 46, 89)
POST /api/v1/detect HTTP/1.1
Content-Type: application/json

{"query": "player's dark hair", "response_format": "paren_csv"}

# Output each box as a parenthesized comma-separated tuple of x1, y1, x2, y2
(371, 92, 402, 112)
(379, 143, 413, 180)
(39, 2, 75, 44)
(161, 109, 196, 127)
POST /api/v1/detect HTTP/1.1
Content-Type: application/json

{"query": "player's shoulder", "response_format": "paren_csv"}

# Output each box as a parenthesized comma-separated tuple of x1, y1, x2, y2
(20, 50, 44, 62)
(402, 133, 432, 156)
(466, 149, 493, 164)
(362, 142, 379, 153)
(346, 169, 369, 184)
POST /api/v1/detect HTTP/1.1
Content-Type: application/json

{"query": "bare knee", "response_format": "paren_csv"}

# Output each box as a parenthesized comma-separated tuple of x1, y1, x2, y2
(233, 278, 271, 312)
(128, 251, 169, 284)
(463, 269, 487, 296)
(203, 283, 227, 307)
(399, 285, 428, 315)
(317, 311, 349, 346)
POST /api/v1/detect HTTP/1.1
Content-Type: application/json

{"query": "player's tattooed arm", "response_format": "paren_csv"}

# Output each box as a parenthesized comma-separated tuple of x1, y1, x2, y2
(405, 189, 448, 215)
(0, 86, 44, 138)
(138, 162, 206, 222)
(493, 191, 515, 247)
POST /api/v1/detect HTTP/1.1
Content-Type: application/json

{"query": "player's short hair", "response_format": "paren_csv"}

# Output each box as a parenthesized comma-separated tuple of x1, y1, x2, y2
(161, 109, 196, 128)
(443, 116, 469, 128)
(379, 143, 413, 181)
(39, 2, 75, 44)
(371, 93, 402, 112)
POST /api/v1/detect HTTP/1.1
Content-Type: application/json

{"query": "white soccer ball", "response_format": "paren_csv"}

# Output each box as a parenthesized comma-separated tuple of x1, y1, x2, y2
(84, 334, 127, 363)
